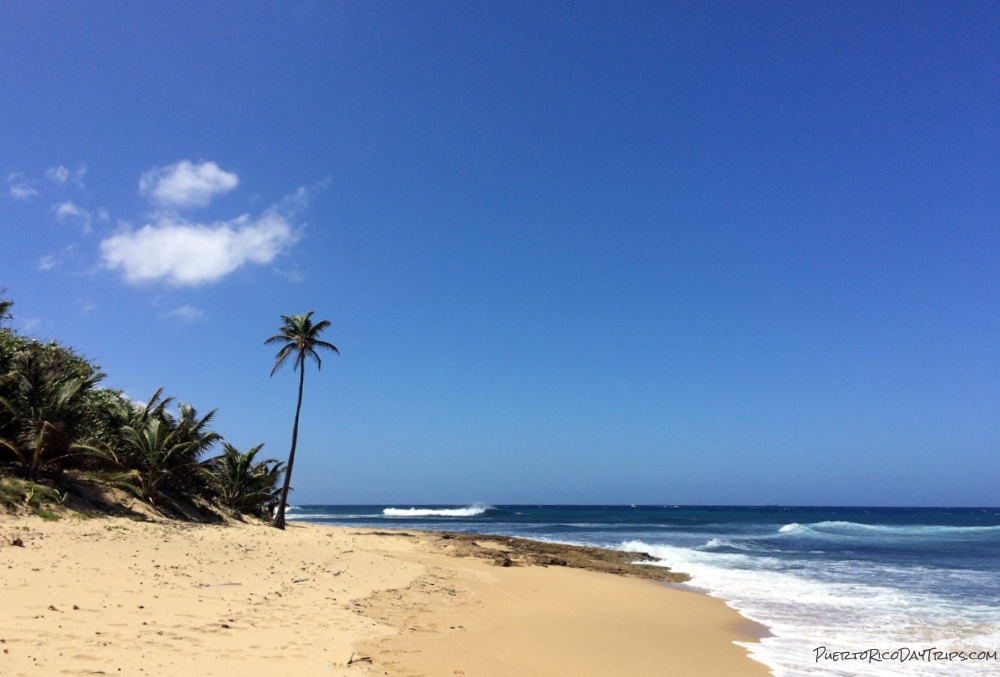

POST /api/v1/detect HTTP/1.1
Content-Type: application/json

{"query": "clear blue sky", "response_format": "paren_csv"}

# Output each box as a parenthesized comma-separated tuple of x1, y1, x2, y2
(2, 1, 998, 506)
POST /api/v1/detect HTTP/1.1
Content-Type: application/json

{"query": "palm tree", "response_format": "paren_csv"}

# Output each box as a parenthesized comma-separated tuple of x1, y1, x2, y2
(0, 346, 104, 480)
(265, 312, 338, 529)
(88, 389, 221, 506)
(92, 388, 172, 471)
(0, 293, 12, 327)
(205, 442, 284, 517)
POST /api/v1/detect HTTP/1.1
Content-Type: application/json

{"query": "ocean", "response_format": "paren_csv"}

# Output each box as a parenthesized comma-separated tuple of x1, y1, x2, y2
(287, 505, 1000, 676)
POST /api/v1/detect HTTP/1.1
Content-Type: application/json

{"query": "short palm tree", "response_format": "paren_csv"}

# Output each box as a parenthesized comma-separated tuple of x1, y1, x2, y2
(0, 295, 12, 327)
(95, 388, 173, 471)
(206, 442, 284, 517)
(0, 346, 104, 480)
(88, 390, 220, 506)
(265, 311, 338, 529)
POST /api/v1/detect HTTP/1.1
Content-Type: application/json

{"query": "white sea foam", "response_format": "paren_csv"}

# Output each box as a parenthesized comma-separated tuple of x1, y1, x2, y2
(703, 537, 757, 551)
(622, 539, 1000, 677)
(286, 513, 379, 520)
(383, 505, 491, 518)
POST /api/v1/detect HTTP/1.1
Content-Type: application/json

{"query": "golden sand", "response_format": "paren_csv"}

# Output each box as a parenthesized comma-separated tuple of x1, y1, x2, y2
(1, 516, 770, 676)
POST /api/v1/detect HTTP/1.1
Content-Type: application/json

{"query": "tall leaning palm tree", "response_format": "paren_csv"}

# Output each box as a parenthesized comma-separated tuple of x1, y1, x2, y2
(265, 311, 338, 529)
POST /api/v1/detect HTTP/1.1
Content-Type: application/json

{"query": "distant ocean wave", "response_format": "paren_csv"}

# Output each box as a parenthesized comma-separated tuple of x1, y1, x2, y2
(383, 505, 492, 518)
(287, 512, 377, 520)
(778, 520, 1000, 540)
(702, 537, 760, 552)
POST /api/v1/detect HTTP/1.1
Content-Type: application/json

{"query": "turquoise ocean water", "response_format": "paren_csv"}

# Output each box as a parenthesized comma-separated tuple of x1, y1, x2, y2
(289, 505, 1000, 676)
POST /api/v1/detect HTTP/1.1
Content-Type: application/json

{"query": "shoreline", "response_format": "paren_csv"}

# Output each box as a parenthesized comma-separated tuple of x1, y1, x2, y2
(657, 580, 775, 640)
(2, 515, 771, 676)
(658, 579, 775, 641)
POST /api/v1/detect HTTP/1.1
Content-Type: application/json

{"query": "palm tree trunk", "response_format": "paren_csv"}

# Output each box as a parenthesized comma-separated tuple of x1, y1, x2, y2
(273, 365, 305, 529)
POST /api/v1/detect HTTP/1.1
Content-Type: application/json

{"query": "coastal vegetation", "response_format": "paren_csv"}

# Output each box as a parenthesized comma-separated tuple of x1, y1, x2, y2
(0, 292, 284, 521)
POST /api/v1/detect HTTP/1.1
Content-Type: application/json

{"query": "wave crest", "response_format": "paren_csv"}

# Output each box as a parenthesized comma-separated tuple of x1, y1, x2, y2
(383, 505, 492, 518)
(778, 520, 1000, 540)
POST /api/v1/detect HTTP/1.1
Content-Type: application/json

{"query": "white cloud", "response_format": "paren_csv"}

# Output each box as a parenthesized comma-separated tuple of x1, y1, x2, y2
(54, 201, 92, 233)
(99, 206, 299, 286)
(45, 165, 86, 187)
(36, 245, 78, 272)
(8, 165, 85, 199)
(7, 173, 39, 200)
(139, 160, 239, 209)
(9, 183, 39, 200)
(167, 305, 204, 322)
(46, 166, 70, 184)
(55, 201, 88, 219)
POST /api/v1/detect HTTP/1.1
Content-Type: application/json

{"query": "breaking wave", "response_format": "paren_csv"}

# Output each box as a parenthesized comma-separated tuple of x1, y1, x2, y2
(383, 505, 492, 518)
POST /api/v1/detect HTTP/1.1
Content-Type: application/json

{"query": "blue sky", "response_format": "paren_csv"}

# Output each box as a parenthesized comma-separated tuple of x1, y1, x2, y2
(2, 2, 998, 506)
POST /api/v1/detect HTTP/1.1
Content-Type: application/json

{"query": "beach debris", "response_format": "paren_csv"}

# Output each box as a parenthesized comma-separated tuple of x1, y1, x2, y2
(347, 652, 372, 665)
(197, 582, 241, 587)
(11, 536, 24, 547)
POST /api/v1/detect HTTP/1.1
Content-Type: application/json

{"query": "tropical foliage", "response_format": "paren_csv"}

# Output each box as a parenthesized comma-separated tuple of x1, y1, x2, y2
(91, 396, 221, 504)
(0, 289, 13, 327)
(0, 291, 281, 519)
(0, 340, 104, 480)
(265, 311, 338, 529)
(206, 443, 284, 517)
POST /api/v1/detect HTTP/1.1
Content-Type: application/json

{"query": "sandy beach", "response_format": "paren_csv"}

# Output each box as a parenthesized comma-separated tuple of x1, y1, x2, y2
(1, 515, 770, 676)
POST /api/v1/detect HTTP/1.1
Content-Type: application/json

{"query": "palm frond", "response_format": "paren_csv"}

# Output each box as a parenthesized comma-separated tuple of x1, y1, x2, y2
(269, 345, 296, 376)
